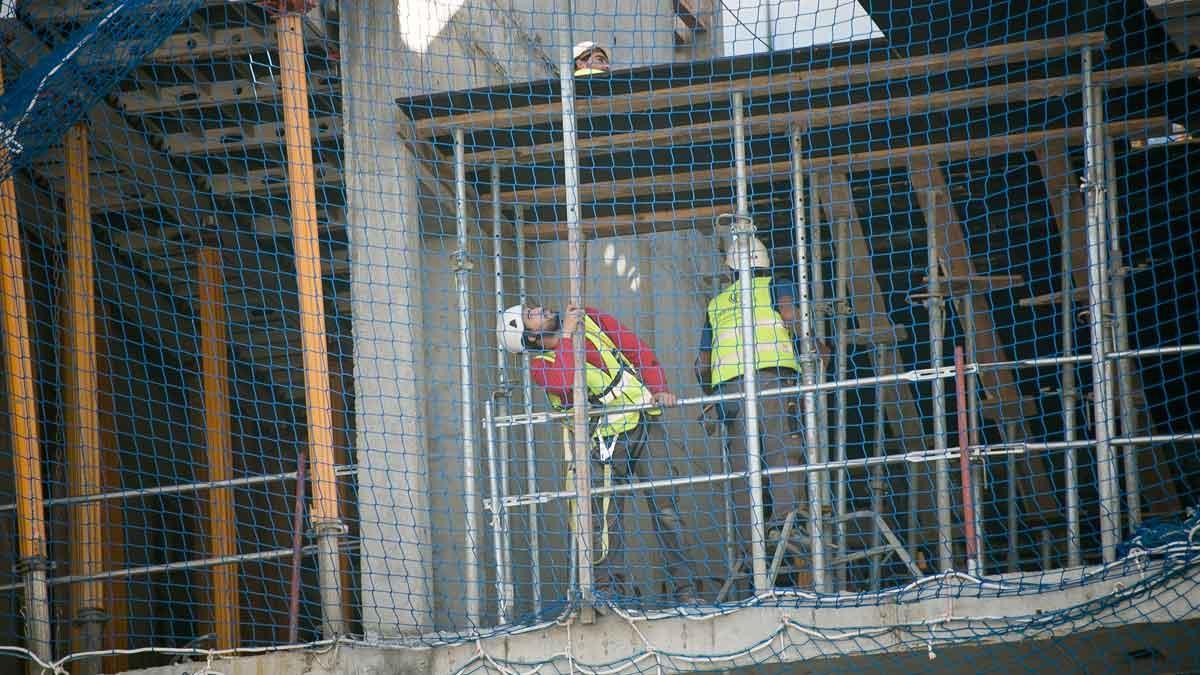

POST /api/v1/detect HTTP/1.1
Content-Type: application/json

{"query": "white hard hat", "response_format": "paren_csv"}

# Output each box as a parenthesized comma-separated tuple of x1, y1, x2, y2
(499, 304, 527, 353)
(573, 41, 610, 62)
(725, 237, 771, 270)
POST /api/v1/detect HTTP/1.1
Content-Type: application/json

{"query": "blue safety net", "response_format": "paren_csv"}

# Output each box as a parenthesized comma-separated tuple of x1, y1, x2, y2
(0, 0, 1198, 673)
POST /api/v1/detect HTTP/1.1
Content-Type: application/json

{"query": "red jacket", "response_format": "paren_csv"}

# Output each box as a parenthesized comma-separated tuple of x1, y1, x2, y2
(530, 307, 668, 404)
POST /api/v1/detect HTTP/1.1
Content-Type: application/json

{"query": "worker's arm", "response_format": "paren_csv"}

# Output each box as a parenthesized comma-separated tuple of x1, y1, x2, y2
(773, 278, 802, 338)
(591, 308, 675, 404)
(694, 317, 714, 393)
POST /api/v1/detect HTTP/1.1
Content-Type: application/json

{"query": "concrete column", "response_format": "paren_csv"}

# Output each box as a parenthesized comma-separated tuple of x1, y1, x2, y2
(343, 0, 432, 635)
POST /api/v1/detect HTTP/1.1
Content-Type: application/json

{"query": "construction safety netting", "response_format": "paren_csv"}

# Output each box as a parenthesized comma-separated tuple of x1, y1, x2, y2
(0, 0, 1198, 673)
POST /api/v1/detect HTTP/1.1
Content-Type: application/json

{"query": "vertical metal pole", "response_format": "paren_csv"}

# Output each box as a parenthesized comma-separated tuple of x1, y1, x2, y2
(490, 167, 515, 616)
(791, 127, 827, 593)
(954, 346, 981, 575)
(734, 91, 769, 593)
(558, 13, 595, 613)
(870, 348, 885, 592)
(277, 12, 343, 637)
(1060, 190, 1082, 568)
(484, 401, 511, 622)
(832, 217, 850, 589)
(809, 176, 830, 495)
(1006, 421, 1019, 572)
(959, 292, 986, 570)
(453, 129, 482, 624)
(926, 192, 953, 572)
(1103, 131, 1141, 530)
(515, 209, 542, 613)
(1082, 48, 1121, 562)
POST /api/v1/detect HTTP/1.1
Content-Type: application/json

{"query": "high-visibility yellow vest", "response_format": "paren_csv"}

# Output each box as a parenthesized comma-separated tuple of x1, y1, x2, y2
(533, 315, 658, 439)
(706, 276, 799, 386)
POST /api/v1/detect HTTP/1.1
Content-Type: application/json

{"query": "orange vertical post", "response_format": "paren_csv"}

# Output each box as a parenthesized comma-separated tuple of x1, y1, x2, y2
(63, 122, 106, 675)
(0, 65, 52, 666)
(197, 245, 240, 649)
(274, 8, 344, 636)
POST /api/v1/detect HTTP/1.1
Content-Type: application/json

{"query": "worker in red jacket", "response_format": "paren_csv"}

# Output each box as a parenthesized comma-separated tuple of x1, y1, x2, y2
(500, 302, 701, 606)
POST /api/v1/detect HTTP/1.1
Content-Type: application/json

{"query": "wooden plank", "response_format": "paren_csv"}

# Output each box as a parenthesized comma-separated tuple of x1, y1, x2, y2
(162, 114, 340, 155)
(197, 246, 239, 650)
(62, 123, 107, 663)
(208, 163, 342, 197)
(22, 0, 248, 22)
(503, 117, 1170, 210)
(146, 25, 324, 63)
(415, 32, 1107, 137)
(277, 11, 343, 634)
(117, 74, 337, 114)
(465, 60, 1200, 167)
(0, 65, 50, 664)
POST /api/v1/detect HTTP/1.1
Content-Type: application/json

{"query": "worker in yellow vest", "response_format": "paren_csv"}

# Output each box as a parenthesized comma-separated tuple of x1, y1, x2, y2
(695, 236, 808, 560)
(573, 41, 611, 76)
(500, 302, 701, 606)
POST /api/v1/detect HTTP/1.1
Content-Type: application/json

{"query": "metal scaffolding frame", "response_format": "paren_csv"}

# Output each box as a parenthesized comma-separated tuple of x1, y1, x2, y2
(401, 35, 1200, 626)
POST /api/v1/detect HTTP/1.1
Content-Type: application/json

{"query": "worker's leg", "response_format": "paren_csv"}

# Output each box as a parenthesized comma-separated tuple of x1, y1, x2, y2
(715, 386, 754, 565)
(592, 437, 631, 597)
(759, 369, 807, 529)
(630, 418, 701, 600)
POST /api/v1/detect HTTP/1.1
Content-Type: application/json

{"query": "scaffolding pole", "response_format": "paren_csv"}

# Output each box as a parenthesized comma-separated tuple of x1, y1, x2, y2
(954, 346, 981, 575)
(453, 128, 482, 625)
(0, 62, 51, 667)
(558, 12, 595, 615)
(1102, 128, 1141, 530)
(276, 9, 344, 637)
(63, 122, 106, 675)
(957, 290, 986, 571)
(832, 217, 850, 588)
(515, 208, 542, 614)
(489, 167, 515, 622)
(924, 190, 954, 573)
(484, 400, 512, 623)
(733, 91, 770, 593)
(790, 127, 827, 593)
(1082, 47, 1121, 562)
(1060, 190, 1082, 568)
(870, 347, 885, 591)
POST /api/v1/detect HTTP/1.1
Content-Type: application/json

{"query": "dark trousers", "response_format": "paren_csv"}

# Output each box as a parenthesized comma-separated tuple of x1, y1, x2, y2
(590, 417, 698, 596)
(714, 368, 808, 552)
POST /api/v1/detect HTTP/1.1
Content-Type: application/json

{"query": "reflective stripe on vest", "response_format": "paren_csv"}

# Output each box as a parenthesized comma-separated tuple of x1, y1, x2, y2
(533, 315, 658, 439)
(706, 276, 799, 386)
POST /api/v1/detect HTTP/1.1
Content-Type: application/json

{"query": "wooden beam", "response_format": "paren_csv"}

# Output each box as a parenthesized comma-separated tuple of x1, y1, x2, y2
(116, 74, 338, 114)
(197, 246, 239, 650)
(415, 32, 1107, 137)
(62, 122, 107, 671)
(909, 157, 1033, 420)
(209, 163, 343, 197)
(0, 64, 51, 665)
(276, 10, 343, 635)
(21, 0, 247, 22)
(502, 118, 1171, 206)
(162, 114, 340, 156)
(465, 59, 1200, 167)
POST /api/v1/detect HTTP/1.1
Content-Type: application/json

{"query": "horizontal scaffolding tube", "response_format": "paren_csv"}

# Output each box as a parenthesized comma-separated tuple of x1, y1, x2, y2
(491, 343, 1200, 430)
(489, 433, 1195, 511)
(0, 466, 358, 514)
(0, 541, 361, 593)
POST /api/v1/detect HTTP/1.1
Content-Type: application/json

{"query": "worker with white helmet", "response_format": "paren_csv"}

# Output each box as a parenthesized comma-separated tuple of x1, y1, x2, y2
(573, 40, 611, 76)
(695, 233, 811, 586)
(498, 302, 701, 606)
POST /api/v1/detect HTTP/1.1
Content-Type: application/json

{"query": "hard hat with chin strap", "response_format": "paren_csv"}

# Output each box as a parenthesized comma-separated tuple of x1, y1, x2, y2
(499, 304, 528, 353)
(725, 236, 771, 270)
